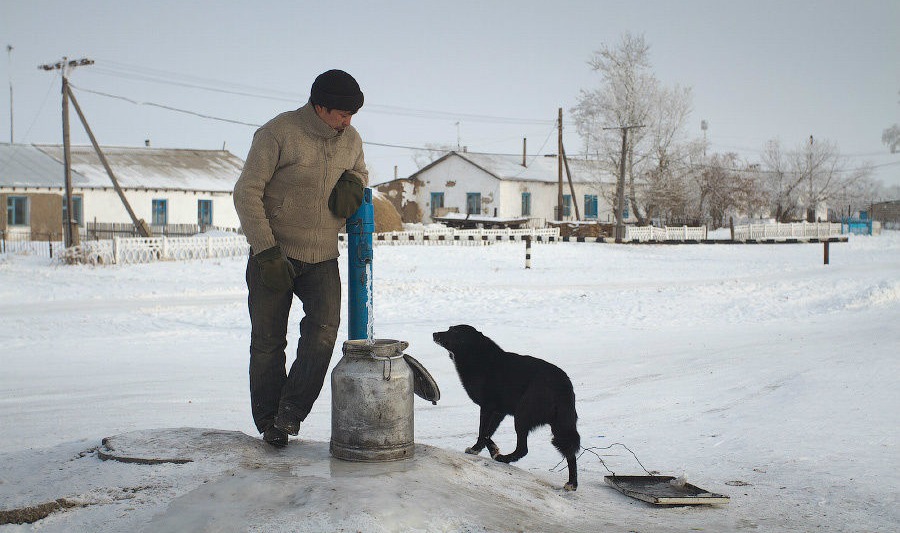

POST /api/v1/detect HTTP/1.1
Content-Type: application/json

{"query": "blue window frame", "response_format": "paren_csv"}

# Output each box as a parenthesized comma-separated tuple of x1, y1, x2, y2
(584, 194, 598, 219)
(198, 199, 213, 226)
(466, 193, 481, 215)
(7, 196, 29, 226)
(521, 192, 531, 217)
(563, 194, 572, 217)
(430, 192, 444, 217)
(152, 199, 168, 226)
(62, 195, 84, 226)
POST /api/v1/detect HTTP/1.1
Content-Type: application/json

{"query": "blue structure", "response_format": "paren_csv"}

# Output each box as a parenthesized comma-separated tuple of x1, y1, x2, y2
(347, 188, 374, 340)
(842, 216, 873, 236)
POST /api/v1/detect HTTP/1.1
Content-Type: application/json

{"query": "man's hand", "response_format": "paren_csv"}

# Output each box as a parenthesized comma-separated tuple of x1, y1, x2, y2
(253, 245, 295, 292)
(328, 171, 365, 218)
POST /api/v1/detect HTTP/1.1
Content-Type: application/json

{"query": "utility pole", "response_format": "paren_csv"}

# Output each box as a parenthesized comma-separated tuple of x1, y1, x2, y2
(560, 142, 580, 221)
(604, 124, 645, 242)
(557, 108, 563, 220)
(6, 45, 12, 143)
(807, 135, 815, 222)
(39, 57, 94, 248)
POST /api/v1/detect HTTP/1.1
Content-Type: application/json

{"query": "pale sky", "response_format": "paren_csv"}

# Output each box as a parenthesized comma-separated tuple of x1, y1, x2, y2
(2, 0, 898, 187)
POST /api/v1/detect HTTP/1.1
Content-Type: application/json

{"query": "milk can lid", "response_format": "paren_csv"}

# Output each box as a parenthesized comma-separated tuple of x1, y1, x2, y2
(403, 353, 440, 405)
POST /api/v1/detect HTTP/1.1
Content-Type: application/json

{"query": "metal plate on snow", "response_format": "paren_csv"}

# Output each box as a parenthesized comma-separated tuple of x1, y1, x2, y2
(604, 475, 730, 505)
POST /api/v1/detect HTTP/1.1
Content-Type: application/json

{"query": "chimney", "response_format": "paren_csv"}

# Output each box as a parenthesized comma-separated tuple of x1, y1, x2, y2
(522, 137, 527, 167)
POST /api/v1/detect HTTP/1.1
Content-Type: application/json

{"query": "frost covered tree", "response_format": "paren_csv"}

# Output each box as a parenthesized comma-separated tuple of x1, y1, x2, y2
(684, 151, 763, 228)
(882, 89, 899, 153)
(412, 143, 456, 170)
(883, 125, 900, 154)
(571, 33, 693, 225)
(758, 137, 871, 222)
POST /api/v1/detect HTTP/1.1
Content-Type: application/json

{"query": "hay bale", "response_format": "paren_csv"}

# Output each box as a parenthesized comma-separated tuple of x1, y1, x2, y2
(373, 192, 403, 233)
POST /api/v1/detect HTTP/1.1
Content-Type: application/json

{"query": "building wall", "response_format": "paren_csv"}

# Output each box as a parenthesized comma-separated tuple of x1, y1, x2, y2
(375, 178, 424, 223)
(871, 200, 900, 225)
(28, 193, 64, 238)
(79, 188, 239, 228)
(498, 180, 620, 224)
(2, 187, 240, 235)
(1, 191, 63, 238)
(414, 158, 500, 223)
(408, 156, 627, 226)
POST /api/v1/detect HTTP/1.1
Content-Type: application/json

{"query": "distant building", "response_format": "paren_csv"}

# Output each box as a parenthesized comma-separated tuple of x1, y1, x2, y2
(375, 151, 625, 227)
(871, 199, 900, 230)
(1, 143, 243, 239)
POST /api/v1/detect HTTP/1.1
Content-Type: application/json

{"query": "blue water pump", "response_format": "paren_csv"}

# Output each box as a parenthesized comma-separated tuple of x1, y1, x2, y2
(346, 188, 374, 340)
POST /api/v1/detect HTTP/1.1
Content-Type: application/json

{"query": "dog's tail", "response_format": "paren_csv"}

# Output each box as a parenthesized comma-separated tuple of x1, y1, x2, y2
(551, 391, 580, 457)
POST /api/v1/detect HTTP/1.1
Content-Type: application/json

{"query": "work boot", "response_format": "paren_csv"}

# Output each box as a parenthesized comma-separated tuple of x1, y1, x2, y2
(274, 404, 302, 436)
(263, 425, 288, 448)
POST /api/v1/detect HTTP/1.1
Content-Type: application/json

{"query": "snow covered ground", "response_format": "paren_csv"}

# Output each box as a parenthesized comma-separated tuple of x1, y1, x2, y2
(1, 233, 898, 531)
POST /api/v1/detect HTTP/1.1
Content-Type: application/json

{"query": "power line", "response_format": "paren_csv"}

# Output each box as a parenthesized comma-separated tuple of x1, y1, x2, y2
(66, 83, 900, 175)
(68, 84, 555, 156)
(86, 62, 554, 125)
(71, 84, 263, 127)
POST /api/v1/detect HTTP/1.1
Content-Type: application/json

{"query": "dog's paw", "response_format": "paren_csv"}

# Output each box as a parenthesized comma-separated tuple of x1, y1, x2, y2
(465, 447, 480, 455)
(564, 482, 578, 492)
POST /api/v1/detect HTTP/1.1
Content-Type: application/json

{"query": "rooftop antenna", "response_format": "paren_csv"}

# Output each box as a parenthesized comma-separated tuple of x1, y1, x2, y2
(6, 44, 12, 143)
(701, 119, 708, 157)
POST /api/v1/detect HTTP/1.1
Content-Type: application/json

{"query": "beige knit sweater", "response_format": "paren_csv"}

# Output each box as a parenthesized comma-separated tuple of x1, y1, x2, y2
(233, 103, 368, 263)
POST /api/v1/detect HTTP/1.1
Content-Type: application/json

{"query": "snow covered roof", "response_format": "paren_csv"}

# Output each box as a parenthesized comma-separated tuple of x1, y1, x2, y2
(410, 151, 616, 185)
(0, 143, 90, 188)
(32, 145, 244, 193)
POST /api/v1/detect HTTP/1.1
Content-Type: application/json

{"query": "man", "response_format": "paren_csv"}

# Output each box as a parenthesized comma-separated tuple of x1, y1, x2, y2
(233, 69, 367, 447)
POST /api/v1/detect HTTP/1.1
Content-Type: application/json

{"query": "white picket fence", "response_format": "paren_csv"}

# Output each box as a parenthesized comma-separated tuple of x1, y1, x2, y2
(733, 222, 842, 241)
(625, 225, 708, 242)
(67, 235, 251, 264)
(62, 228, 562, 264)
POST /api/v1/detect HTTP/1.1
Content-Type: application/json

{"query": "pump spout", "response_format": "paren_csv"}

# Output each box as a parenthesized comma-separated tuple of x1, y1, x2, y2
(347, 188, 374, 341)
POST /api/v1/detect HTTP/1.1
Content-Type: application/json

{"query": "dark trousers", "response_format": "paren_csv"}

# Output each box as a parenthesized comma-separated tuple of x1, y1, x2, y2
(246, 255, 341, 434)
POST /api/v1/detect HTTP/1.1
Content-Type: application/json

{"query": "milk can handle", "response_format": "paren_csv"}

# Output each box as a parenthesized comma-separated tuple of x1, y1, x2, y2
(371, 351, 404, 380)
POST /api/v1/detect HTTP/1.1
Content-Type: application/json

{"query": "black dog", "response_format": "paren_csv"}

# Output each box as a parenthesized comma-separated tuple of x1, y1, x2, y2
(433, 324, 580, 491)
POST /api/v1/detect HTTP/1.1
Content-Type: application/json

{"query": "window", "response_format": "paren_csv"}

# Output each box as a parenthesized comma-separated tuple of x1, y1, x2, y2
(466, 193, 481, 215)
(198, 199, 213, 226)
(430, 192, 444, 217)
(152, 199, 168, 226)
(623, 202, 630, 220)
(563, 195, 572, 217)
(584, 194, 598, 219)
(62, 195, 84, 226)
(7, 196, 29, 226)
(521, 192, 531, 217)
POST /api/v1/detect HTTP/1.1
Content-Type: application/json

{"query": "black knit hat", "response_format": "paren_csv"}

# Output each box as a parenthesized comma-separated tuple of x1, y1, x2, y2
(310, 69, 364, 114)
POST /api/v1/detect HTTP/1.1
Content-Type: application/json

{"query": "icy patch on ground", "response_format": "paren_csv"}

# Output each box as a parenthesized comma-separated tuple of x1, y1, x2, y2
(1, 428, 611, 532)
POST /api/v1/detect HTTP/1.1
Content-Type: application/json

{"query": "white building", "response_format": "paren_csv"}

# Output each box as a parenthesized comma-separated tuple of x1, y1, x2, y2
(376, 151, 630, 227)
(1, 143, 243, 239)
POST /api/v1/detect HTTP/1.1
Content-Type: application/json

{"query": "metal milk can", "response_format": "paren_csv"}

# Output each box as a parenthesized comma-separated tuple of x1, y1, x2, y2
(330, 339, 414, 462)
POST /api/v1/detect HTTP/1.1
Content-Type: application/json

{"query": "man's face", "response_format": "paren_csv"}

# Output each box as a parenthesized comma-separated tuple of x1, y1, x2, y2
(314, 105, 354, 132)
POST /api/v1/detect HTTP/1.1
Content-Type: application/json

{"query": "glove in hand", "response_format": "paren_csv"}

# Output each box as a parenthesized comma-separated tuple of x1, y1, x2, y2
(328, 171, 365, 218)
(253, 245, 295, 292)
